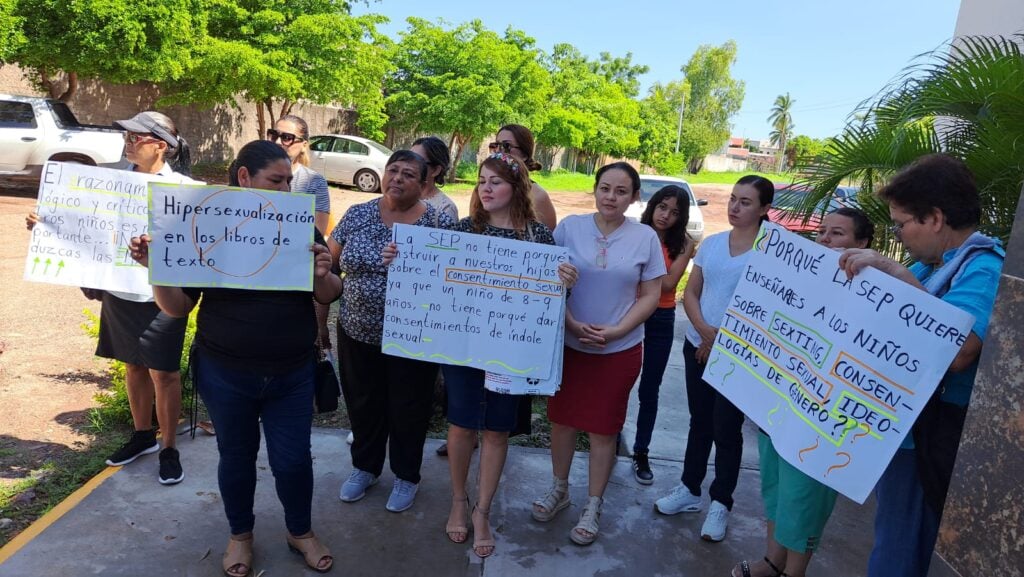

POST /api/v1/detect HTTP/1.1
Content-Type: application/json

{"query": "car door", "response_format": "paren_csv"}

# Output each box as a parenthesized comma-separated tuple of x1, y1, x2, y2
(334, 138, 372, 185)
(0, 100, 43, 172)
(308, 136, 337, 182)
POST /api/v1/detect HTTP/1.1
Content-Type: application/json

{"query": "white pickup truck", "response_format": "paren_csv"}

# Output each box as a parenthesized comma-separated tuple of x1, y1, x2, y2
(0, 94, 125, 179)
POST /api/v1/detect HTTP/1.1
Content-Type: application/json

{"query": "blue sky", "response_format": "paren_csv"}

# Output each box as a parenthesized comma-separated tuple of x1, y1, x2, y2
(353, 0, 963, 140)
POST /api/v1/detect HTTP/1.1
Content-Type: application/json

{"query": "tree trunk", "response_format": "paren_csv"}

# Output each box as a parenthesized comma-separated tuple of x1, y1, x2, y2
(776, 135, 787, 172)
(279, 100, 294, 119)
(448, 133, 465, 183)
(256, 105, 267, 139)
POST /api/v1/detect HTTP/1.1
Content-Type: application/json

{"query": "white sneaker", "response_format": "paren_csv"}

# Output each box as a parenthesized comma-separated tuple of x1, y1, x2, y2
(700, 500, 729, 541)
(654, 484, 702, 515)
(346, 431, 354, 445)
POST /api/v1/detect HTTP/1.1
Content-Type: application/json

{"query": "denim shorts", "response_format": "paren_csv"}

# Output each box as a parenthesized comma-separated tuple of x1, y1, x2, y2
(443, 364, 520, 432)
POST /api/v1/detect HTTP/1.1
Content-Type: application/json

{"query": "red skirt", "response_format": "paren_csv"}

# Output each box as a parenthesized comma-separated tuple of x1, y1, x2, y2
(547, 343, 643, 435)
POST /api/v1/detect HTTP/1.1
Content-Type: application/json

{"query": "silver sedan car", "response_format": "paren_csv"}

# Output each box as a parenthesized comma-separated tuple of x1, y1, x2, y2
(307, 134, 392, 192)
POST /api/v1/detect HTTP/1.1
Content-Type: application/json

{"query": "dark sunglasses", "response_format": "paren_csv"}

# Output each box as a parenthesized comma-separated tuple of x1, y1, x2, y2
(267, 128, 304, 145)
(488, 141, 519, 153)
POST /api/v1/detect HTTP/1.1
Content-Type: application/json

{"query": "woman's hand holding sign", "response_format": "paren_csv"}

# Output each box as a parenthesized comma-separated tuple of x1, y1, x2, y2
(129, 234, 151, 267)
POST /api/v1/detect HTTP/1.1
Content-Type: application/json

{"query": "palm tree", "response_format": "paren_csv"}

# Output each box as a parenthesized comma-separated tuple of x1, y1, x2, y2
(768, 93, 795, 172)
(792, 35, 1024, 254)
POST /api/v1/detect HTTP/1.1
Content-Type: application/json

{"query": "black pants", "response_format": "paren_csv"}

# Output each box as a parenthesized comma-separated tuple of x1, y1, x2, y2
(680, 341, 745, 510)
(337, 326, 438, 484)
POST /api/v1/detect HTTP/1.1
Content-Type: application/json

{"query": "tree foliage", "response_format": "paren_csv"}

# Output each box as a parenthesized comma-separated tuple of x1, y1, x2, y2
(5, 0, 203, 100)
(768, 92, 795, 171)
(164, 0, 392, 139)
(678, 41, 745, 172)
(385, 18, 551, 176)
(795, 35, 1024, 250)
(0, 0, 24, 63)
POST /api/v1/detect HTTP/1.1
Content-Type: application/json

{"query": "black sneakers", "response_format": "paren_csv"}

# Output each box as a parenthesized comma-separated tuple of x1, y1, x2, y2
(632, 452, 654, 485)
(158, 447, 185, 485)
(105, 429, 159, 466)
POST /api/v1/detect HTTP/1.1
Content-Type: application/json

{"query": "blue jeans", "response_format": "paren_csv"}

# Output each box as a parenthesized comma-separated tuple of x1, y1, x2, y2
(632, 307, 675, 454)
(196, 350, 315, 536)
(867, 448, 941, 577)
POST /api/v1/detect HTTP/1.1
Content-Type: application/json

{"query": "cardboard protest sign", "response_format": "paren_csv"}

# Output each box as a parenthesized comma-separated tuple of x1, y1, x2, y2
(383, 223, 567, 383)
(703, 223, 975, 503)
(148, 184, 316, 290)
(23, 162, 173, 295)
(484, 322, 564, 396)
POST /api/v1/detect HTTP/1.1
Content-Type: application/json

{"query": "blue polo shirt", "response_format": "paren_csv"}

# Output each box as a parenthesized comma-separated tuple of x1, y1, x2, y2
(909, 245, 1004, 407)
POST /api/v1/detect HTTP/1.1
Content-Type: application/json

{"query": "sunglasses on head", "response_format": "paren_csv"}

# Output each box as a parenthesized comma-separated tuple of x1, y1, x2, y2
(488, 141, 519, 153)
(125, 132, 161, 145)
(267, 129, 304, 145)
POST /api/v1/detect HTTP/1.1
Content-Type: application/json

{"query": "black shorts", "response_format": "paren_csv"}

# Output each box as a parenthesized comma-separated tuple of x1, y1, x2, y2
(95, 292, 186, 372)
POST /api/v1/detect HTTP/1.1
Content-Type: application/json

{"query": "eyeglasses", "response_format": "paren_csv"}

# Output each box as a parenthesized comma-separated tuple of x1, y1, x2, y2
(595, 237, 609, 269)
(888, 216, 915, 237)
(125, 132, 160, 145)
(488, 141, 520, 154)
(267, 129, 304, 145)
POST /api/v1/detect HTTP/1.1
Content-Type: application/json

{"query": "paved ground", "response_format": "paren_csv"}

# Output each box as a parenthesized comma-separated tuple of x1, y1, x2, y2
(0, 304, 893, 577)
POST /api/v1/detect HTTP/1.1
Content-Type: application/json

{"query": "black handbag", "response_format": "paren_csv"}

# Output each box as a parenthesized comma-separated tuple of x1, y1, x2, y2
(315, 351, 340, 413)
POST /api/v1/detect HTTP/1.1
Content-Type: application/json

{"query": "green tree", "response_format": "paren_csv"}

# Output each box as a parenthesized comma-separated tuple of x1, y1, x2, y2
(635, 79, 689, 174)
(534, 43, 641, 171)
(166, 0, 392, 139)
(679, 41, 745, 172)
(0, 0, 24, 62)
(785, 134, 826, 167)
(768, 92, 795, 171)
(796, 35, 1024, 250)
(385, 18, 551, 178)
(589, 51, 650, 99)
(5, 0, 204, 100)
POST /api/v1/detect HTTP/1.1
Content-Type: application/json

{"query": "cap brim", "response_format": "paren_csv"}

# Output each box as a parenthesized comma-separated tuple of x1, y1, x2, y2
(113, 119, 149, 133)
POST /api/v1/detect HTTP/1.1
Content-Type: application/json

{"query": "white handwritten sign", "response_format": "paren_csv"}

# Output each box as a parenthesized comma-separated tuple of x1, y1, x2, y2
(703, 223, 974, 503)
(484, 323, 564, 396)
(382, 223, 567, 382)
(148, 183, 316, 290)
(23, 162, 171, 294)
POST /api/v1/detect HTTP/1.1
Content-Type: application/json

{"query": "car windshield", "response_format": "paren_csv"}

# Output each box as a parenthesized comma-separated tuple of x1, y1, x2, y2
(638, 179, 695, 205)
(365, 140, 392, 155)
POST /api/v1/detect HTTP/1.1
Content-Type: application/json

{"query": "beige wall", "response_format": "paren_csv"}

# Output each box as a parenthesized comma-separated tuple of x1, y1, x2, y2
(0, 65, 357, 164)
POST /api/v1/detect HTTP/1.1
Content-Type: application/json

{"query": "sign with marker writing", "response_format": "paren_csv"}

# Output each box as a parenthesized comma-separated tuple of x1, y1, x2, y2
(382, 223, 567, 387)
(23, 162, 175, 295)
(702, 223, 974, 503)
(148, 183, 316, 290)
(484, 322, 564, 395)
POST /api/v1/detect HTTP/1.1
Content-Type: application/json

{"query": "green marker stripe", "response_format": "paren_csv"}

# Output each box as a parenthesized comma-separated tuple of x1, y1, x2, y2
(483, 360, 538, 375)
(429, 353, 473, 364)
(381, 343, 426, 358)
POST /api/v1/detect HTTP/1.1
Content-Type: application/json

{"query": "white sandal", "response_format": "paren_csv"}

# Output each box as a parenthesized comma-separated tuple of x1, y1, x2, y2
(570, 496, 603, 546)
(531, 477, 569, 522)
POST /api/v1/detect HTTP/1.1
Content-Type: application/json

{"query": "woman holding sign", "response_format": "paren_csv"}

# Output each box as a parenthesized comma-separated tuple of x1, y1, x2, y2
(732, 206, 874, 577)
(26, 110, 197, 485)
(130, 140, 341, 576)
(398, 152, 577, 558)
(655, 175, 774, 543)
(838, 155, 1003, 577)
(531, 162, 666, 546)
(329, 150, 456, 514)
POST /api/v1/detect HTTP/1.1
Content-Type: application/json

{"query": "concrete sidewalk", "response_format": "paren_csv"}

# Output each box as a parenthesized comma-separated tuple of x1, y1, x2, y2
(0, 303, 885, 576)
(0, 433, 876, 577)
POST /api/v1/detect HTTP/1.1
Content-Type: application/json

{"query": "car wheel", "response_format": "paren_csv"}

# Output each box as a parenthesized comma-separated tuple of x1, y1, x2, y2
(355, 170, 380, 193)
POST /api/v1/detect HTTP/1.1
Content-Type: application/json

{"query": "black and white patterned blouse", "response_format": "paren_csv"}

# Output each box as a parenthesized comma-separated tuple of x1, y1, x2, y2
(452, 218, 555, 246)
(332, 198, 455, 345)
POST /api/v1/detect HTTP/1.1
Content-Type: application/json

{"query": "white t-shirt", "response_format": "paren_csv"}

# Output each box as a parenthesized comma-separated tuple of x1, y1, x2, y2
(684, 230, 753, 346)
(109, 163, 204, 303)
(555, 214, 667, 354)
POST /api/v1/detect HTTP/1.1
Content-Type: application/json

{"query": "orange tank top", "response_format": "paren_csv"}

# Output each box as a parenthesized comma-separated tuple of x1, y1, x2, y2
(658, 243, 676, 308)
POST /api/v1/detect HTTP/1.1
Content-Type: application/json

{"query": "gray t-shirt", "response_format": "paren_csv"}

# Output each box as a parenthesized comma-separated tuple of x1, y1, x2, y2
(554, 214, 666, 354)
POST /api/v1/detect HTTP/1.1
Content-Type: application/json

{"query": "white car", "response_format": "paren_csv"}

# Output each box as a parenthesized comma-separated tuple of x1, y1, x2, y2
(625, 175, 708, 242)
(0, 94, 124, 178)
(307, 134, 392, 192)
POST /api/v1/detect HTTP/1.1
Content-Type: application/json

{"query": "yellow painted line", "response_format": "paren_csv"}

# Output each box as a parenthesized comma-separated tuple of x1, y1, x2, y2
(0, 466, 121, 565)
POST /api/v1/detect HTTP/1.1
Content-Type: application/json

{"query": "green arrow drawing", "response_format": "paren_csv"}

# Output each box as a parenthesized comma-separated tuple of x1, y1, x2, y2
(32, 256, 40, 273)
(55, 260, 65, 276)
(43, 258, 52, 274)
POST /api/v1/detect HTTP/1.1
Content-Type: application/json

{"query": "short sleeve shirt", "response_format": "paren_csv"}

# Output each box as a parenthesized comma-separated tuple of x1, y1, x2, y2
(452, 218, 554, 246)
(331, 198, 455, 345)
(425, 192, 459, 222)
(685, 230, 754, 347)
(910, 247, 1003, 406)
(554, 214, 666, 354)
(292, 164, 330, 215)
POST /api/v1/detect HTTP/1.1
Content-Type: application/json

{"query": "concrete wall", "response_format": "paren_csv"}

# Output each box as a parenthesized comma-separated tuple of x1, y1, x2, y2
(0, 65, 357, 164)
(933, 184, 1024, 575)
(953, 0, 1024, 38)
(702, 154, 748, 172)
